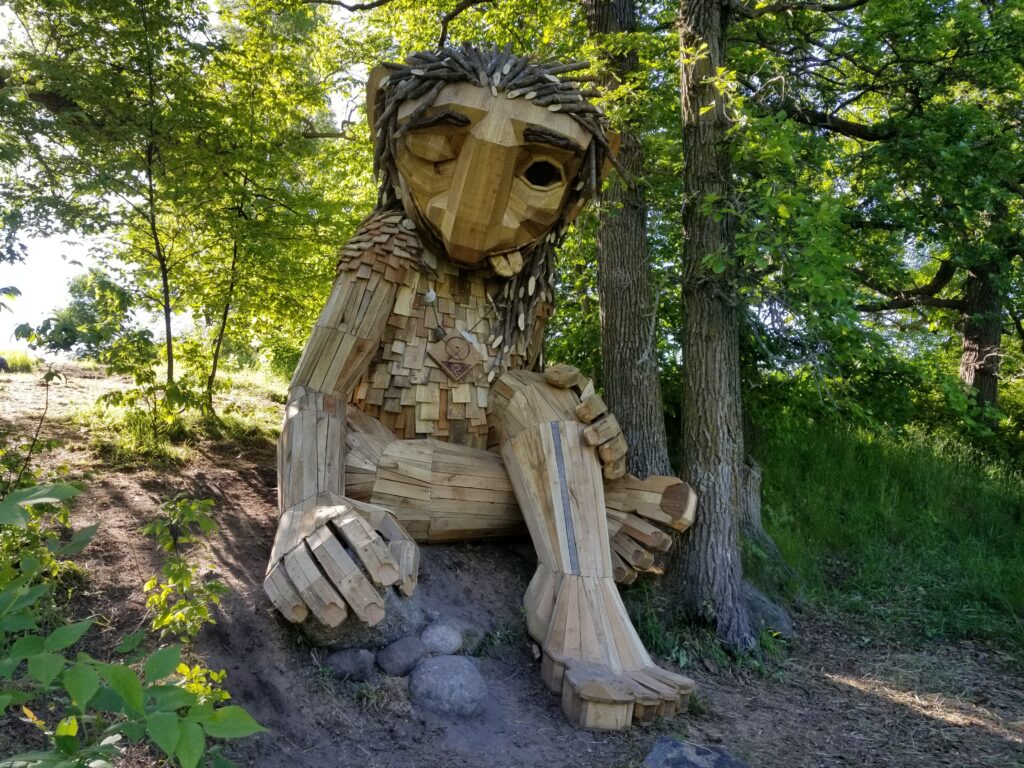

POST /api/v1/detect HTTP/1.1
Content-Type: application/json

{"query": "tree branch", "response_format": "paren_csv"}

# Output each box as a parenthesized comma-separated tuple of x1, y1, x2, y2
(852, 260, 964, 312)
(437, 0, 492, 48)
(778, 101, 895, 141)
(300, 0, 395, 9)
(730, 0, 869, 19)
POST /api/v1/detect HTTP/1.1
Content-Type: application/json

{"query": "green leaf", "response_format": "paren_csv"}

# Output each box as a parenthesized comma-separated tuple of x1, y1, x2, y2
(144, 645, 180, 682)
(777, 203, 791, 219)
(54, 716, 77, 741)
(146, 711, 182, 756)
(115, 629, 145, 654)
(8, 634, 44, 661)
(147, 684, 197, 712)
(201, 706, 264, 739)
(54, 716, 79, 755)
(89, 685, 125, 713)
(63, 663, 100, 709)
(0, 501, 28, 527)
(27, 653, 65, 686)
(209, 751, 238, 768)
(3, 483, 82, 508)
(0, 614, 38, 633)
(100, 664, 144, 715)
(44, 620, 93, 652)
(58, 524, 99, 556)
(175, 720, 205, 768)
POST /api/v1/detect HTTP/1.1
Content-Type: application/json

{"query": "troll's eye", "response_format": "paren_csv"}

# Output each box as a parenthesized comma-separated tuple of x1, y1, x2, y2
(522, 160, 562, 188)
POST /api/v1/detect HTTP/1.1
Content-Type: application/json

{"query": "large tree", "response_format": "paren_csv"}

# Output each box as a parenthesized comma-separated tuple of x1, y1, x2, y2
(584, 0, 674, 476)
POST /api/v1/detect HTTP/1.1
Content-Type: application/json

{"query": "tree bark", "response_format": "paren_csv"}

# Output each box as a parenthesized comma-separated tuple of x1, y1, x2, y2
(958, 265, 1002, 408)
(662, 0, 756, 654)
(206, 239, 240, 414)
(585, 0, 673, 478)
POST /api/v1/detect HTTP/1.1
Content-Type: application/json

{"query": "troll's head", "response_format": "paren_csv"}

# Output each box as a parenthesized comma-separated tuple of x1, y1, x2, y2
(368, 45, 616, 269)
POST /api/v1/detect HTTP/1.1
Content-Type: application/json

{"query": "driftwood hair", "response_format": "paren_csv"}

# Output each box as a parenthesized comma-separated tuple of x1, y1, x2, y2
(368, 43, 616, 371)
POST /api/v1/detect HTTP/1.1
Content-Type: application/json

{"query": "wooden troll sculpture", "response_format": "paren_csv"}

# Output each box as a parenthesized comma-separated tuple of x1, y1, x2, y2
(264, 45, 697, 729)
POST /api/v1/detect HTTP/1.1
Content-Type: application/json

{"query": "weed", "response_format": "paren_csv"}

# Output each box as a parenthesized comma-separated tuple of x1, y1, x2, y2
(355, 682, 392, 715)
(0, 350, 36, 373)
(140, 497, 228, 642)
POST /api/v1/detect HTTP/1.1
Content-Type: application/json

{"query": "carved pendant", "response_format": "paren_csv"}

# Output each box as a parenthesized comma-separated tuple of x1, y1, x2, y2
(427, 331, 482, 382)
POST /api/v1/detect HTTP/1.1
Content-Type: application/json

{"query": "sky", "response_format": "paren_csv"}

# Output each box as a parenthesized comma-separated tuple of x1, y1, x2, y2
(0, 237, 95, 351)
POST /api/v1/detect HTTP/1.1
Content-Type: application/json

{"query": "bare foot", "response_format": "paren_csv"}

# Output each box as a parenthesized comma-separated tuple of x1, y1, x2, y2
(525, 566, 695, 729)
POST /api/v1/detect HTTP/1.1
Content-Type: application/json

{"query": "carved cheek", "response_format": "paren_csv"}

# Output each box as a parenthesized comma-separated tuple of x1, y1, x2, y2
(506, 178, 570, 240)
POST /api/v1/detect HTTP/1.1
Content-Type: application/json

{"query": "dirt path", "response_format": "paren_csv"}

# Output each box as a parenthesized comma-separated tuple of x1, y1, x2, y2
(2, 365, 1022, 768)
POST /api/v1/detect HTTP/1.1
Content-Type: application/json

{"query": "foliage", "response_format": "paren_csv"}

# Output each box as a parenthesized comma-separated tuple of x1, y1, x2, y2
(0, 444, 261, 767)
(141, 498, 228, 642)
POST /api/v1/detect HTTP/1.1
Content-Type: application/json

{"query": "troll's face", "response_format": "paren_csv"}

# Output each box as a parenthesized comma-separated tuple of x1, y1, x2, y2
(391, 82, 593, 266)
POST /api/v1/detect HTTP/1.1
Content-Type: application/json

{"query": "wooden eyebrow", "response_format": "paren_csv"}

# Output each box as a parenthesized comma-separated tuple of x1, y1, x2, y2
(523, 126, 584, 154)
(405, 109, 472, 130)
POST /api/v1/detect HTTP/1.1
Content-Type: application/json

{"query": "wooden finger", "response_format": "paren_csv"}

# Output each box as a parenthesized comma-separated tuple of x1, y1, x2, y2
(306, 527, 386, 626)
(331, 510, 400, 586)
(597, 434, 628, 464)
(602, 456, 627, 480)
(544, 363, 581, 389)
(583, 414, 621, 446)
(575, 393, 607, 424)
(264, 561, 309, 624)
(283, 545, 348, 627)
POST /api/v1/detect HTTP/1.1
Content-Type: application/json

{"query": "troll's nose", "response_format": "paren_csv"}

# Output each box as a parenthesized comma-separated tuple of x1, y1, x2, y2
(426, 111, 522, 264)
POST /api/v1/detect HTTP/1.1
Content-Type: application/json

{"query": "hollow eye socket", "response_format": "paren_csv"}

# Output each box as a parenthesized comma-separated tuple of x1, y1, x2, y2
(523, 160, 562, 188)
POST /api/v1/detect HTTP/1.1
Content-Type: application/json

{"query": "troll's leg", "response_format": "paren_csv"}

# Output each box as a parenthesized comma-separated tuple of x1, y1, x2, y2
(488, 372, 694, 729)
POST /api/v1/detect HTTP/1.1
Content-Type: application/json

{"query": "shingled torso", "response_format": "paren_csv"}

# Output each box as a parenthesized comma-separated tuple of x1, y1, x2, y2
(339, 210, 550, 451)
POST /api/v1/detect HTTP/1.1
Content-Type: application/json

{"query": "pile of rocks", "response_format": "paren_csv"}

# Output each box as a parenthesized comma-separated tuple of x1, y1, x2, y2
(323, 618, 488, 718)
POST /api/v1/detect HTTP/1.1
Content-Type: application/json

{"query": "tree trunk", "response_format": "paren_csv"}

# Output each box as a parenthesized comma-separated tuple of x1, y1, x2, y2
(959, 265, 1002, 408)
(662, 0, 755, 654)
(206, 239, 240, 414)
(585, 0, 673, 477)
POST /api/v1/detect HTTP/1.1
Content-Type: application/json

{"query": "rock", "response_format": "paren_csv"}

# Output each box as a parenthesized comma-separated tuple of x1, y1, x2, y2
(300, 587, 427, 650)
(742, 581, 795, 639)
(642, 737, 749, 768)
(409, 655, 486, 718)
(377, 635, 427, 677)
(421, 621, 462, 655)
(324, 648, 374, 682)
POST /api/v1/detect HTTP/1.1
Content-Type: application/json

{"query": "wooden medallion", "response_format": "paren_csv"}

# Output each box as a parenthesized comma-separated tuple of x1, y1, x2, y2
(427, 330, 482, 382)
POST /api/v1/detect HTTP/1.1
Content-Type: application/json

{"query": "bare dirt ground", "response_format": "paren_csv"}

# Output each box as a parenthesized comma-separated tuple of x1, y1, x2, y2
(2, 364, 1022, 768)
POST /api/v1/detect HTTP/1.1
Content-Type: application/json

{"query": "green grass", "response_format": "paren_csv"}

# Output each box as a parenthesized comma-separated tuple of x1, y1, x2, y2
(70, 365, 285, 467)
(0, 350, 37, 372)
(753, 422, 1024, 656)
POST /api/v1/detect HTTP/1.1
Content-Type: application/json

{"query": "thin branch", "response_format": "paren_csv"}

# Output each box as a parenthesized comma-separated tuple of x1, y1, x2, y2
(730, 0, 869, 19)
(300, 0, 396, 9)
(437, 0, 492, 49)
(777, 101, 895, 141)
(856, 295, 965, 312)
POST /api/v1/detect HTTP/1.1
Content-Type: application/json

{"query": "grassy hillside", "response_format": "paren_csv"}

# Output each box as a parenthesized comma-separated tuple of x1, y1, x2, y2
(755, 423, 1024, 656)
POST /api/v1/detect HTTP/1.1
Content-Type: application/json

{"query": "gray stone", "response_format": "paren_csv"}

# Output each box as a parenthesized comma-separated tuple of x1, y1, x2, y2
(324, 648, 374, 682)
(742, 581, 795, 639)
(377, 635, 427, 677)
(643, 737, 748, 768)
(421, 621, 462, 655)
(408, 655, 486, 718)
(300, 587, 427, 650)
